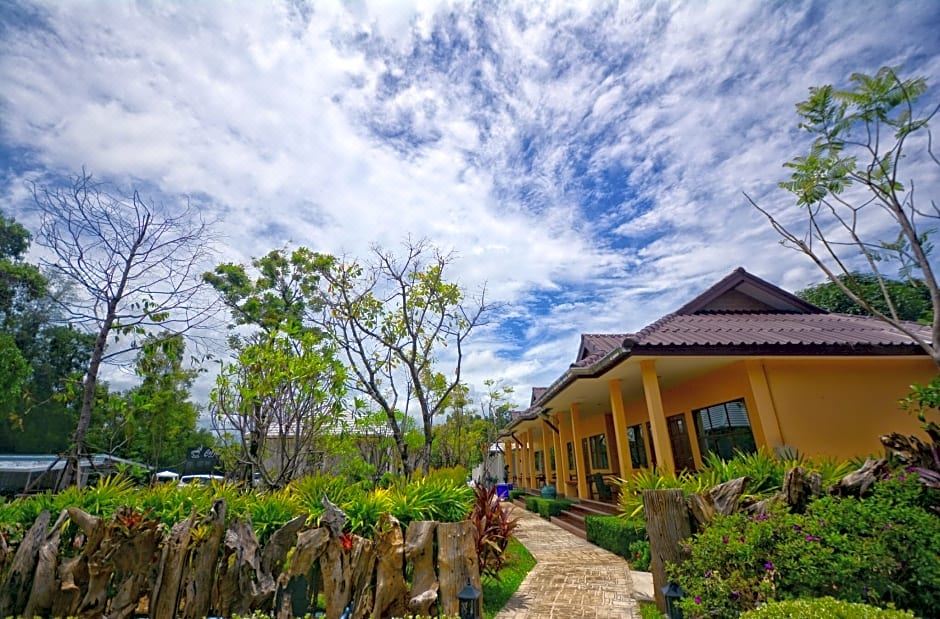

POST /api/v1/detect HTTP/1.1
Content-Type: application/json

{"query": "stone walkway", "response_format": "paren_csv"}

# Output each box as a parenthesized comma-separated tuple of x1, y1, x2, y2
(495, 508, 639, 619)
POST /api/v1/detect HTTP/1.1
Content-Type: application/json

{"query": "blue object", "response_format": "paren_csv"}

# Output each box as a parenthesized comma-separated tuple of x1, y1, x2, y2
(495, 483, 510, 500)
(540, 484, 557, 499)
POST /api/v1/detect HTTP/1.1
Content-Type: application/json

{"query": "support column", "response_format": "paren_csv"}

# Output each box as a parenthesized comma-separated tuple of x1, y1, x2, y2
(558, 411, 572, 496)
(745, 359, 784, 450)
(685, 411, 704, 469)
(551, 418, 563, 494)
(570, 403, 589, 499)
(608, 379, 634, 479)
(540, 418, 554, 487)
(505, 441, 515, 485)
(525, 429, 535, 489)
(641, 360, 674, 475)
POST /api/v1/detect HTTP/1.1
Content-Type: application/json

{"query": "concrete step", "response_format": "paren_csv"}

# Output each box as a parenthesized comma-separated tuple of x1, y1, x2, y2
(550, 514, 587, 539)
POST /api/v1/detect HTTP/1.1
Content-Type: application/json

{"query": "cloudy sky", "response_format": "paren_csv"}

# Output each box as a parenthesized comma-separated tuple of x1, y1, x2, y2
(1, 0, 939, 406)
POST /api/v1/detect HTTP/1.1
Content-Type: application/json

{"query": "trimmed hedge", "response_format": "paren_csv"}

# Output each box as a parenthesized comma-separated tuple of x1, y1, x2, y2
(740, 597, 915, 618)
(523, 496, 574, 519)
(508, 489, 527, 501)
(584, 514, 650, 570)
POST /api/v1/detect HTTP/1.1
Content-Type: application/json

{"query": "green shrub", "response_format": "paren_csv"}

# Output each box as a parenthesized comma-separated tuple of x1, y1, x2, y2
(425, 465, 469, 486)
(669, 475, 940, 617)
(522, 496, 572, 518)
(740, 597, 914, 618)
(584, 515, 650, 569)
(508, 489, 526, 501)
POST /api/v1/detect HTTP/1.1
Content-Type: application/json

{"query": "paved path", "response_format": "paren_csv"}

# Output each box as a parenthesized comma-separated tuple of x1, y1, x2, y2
(495, 508, 639, 619)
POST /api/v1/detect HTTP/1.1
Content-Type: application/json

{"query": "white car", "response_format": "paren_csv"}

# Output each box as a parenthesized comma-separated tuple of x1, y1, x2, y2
(178, 474, 225, 487)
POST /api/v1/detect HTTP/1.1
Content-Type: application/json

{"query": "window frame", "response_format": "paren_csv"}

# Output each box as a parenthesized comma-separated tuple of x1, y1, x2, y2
(587, 433, 610, 471)
(692, 398, 757, 460)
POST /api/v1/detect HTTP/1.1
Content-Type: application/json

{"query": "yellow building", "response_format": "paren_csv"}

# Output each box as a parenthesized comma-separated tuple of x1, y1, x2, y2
(501, 268, 936, 502)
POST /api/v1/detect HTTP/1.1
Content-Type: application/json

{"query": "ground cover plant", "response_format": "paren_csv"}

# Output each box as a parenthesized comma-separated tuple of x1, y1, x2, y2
(739, 597, 915, 619)
(0, 471, 474, 546)
(668, 473, 940, 617)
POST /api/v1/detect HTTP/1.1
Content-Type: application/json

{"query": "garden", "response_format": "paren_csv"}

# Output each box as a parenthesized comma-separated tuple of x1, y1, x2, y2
(626, 423, 939, 618)
(0, 470, 532, 619)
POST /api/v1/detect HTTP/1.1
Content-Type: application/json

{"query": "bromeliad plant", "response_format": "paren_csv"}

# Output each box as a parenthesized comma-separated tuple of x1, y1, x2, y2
(470, 484, 518, 579)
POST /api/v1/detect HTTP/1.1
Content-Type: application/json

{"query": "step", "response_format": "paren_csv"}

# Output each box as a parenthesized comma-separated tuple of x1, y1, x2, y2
(550, 515, 587, 539)
(566, 502, 618, 518)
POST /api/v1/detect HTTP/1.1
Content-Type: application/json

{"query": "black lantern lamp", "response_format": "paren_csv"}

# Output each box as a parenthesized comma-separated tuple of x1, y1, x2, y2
(458, 578, 482, 619)
(661, 582, 684, 619)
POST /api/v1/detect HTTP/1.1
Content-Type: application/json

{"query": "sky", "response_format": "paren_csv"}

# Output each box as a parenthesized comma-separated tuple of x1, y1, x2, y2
(1, 0, 939, 407)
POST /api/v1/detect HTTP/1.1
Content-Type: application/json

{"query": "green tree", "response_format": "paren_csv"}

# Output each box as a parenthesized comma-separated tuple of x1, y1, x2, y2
(749, 67, 940, 366)
(321, 240, 491, 476)
(210, 330, 346, 488)
(798, 273, 932, 322)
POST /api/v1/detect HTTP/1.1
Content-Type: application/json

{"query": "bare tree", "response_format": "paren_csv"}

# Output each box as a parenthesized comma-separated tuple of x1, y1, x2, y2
(321, 239, 491, 477)
(31, 171, 216, 487)
(210, 331, 346, 488)
(748, 67, 940, 367)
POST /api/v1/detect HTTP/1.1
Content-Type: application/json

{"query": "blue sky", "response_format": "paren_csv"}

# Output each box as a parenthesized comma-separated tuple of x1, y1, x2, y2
(1, 0, 939, 405)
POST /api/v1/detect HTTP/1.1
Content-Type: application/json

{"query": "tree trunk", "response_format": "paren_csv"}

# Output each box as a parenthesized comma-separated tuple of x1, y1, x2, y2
(0, 510, 51, 617)
(437, 520, 480, 617)
(643, 489, 692, 614)
(104, 511, 162, 619)
(61, 318, 112, 490)
(371, 514, 407, 619)
(180, 500, 226, 619)
(150, 514, 195, 619)
(23, 510, 69, 618)
(405, 521, 438, 615)
(348, 536, 376, 619)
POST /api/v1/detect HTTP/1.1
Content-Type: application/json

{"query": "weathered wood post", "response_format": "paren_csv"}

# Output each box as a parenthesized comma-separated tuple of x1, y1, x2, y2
(437, 520, 481, 617)
(642, 489, 692, 614)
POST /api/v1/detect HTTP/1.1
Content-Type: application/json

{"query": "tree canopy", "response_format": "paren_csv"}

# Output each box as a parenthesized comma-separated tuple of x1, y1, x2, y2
(798, 273, 933, 323)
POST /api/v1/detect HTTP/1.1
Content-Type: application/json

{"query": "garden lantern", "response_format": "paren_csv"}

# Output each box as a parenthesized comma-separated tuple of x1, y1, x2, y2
(661, 582, 684, 619)
(457, 578, 481, 619)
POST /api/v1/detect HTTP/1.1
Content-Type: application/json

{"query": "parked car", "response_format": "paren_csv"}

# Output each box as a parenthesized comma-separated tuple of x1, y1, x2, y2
(178, 474, 225, 487)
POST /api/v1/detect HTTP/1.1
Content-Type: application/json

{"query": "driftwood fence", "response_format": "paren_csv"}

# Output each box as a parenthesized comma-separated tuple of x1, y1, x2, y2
(0, 500, 481, 618)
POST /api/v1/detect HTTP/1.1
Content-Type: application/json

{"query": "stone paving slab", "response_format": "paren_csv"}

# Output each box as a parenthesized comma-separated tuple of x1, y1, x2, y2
(495, 507, 639, 619)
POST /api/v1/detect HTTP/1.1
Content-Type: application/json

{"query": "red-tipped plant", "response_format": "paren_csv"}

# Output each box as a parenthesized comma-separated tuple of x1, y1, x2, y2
(470, 484, 518, 579)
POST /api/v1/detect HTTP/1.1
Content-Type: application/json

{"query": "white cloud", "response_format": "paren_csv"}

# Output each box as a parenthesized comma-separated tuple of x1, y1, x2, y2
(1, 0, 937, 408)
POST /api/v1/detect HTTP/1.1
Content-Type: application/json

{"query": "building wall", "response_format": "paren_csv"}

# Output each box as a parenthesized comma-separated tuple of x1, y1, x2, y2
(763, 357, 935, 459)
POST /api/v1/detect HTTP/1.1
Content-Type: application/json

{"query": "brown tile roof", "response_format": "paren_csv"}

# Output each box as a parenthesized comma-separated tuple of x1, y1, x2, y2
(531, 387, 547, 404)
(574, 333, 631, 367)
(630, 312, 929, 348)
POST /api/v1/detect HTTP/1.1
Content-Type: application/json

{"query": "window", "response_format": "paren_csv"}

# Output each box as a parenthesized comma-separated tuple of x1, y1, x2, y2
(627, 424, 648, 468)
(534, 450, 544, 472)
(549, 446, 556, 471)
(646, 422, 657, 467)
(566, 442, 574, 471)
(588, 434, 609, 470)
(693, 398, 757, 460)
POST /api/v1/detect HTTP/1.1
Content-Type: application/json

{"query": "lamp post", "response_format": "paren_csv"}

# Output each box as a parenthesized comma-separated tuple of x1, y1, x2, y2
(661, 582, 684, 619)
(457, 578, 481, 619)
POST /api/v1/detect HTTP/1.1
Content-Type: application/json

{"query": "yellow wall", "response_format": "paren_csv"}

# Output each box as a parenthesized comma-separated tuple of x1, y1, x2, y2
(763, 358, 935, 459)
(614, 357, 936, 467)
(571, 411, 614, 474)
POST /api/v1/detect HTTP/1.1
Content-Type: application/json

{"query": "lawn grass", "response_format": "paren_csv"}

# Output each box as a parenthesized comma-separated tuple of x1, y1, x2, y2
(482, 537, 536, 619)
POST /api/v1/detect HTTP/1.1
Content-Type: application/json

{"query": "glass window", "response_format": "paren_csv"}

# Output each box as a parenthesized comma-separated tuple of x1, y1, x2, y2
(566, 442, 574, 471)
(627, 424, 649, 468)
(534, 450, 544, 472)
(549, 446, 555, 471)
(646, 422, 657, 467)
(693, 398, 757, 460)
(588, 434, 609, 470)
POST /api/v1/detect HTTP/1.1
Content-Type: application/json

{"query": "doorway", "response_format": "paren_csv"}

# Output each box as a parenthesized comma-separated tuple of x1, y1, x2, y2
(666, 413, 696, 472)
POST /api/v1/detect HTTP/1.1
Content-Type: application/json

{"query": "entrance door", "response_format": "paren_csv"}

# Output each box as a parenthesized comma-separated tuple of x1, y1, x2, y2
(666, 414, 696, 472)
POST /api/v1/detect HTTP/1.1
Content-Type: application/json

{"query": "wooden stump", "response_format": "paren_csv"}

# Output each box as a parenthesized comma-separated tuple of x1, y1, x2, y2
(213, 519, 274, 617)
(437, 520, 481, 617)
(643, 489, 692, 613)
(180, 500, 226, 619)
(261, 515, 306, 578)
(104, 510, 162, 619)
(21, 510, 67, 618)
(348, 536, 376, 619)
(833, 458, 887, 497)
(371, 514, 407, 619)
(782, 467, 821, 512)
(0, 510, 51, 617)
(275, 527, 329, 619)
(405, 521, 438, 615)
(150, 514, 195, 619)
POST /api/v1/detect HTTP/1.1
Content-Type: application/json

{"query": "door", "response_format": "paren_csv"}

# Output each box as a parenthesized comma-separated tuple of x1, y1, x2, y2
(666, 414, 696, 472)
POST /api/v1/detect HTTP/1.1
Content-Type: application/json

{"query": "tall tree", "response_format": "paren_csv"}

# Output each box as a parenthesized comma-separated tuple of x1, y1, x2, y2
(321, 240, 491, 476)
(31, 171, 215, 487)
(205, 248, 346, 486)
(798, 273, 933, 322)
(748, 67, 940, 366)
